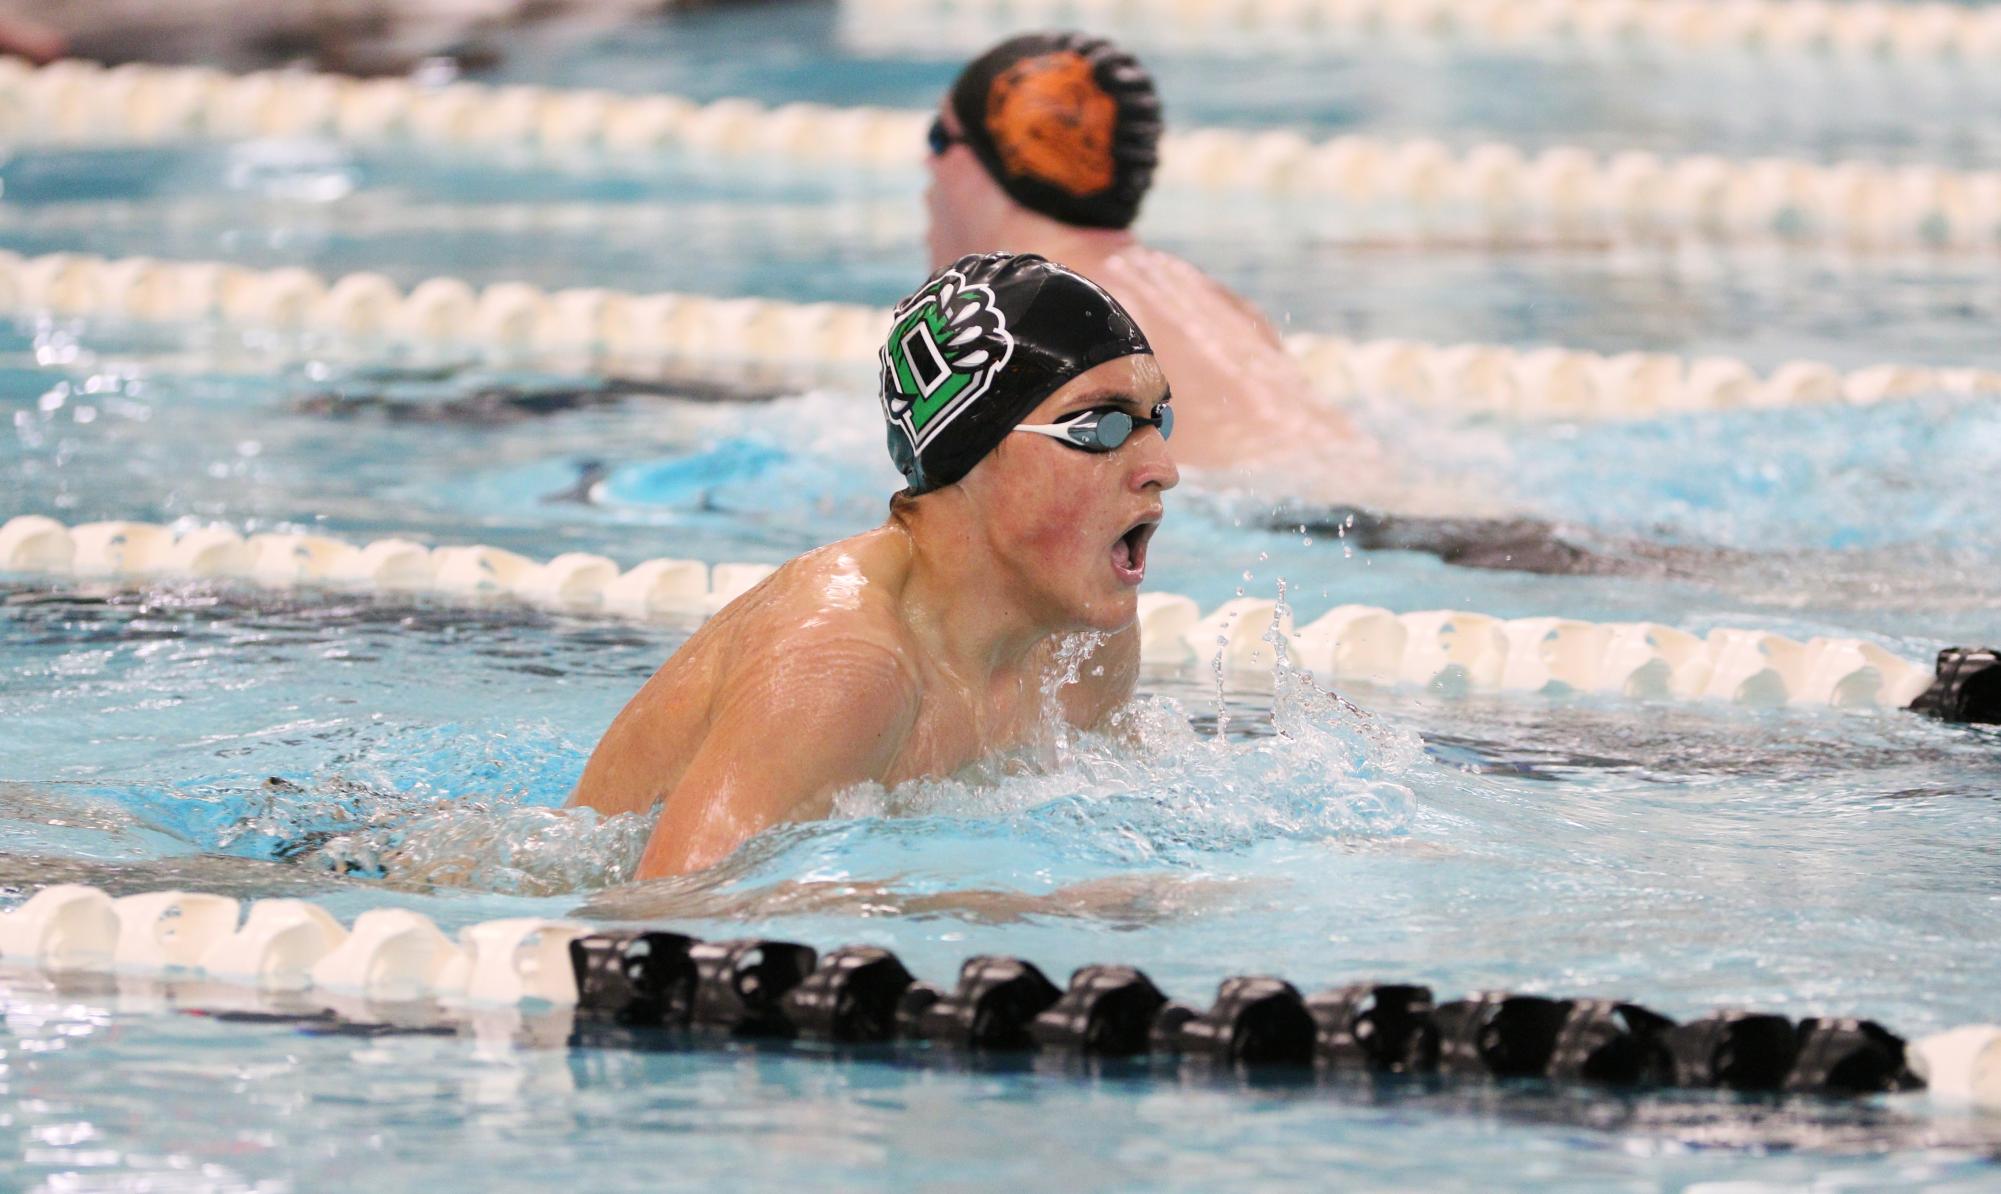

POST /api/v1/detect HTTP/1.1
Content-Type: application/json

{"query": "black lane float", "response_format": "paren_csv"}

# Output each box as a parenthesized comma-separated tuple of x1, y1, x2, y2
(566, 930, 1924, 1099)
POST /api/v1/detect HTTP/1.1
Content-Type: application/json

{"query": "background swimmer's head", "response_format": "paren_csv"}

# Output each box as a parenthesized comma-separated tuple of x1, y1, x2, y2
(927, 32, 1162, 263)
(881, 253, 1175, 629)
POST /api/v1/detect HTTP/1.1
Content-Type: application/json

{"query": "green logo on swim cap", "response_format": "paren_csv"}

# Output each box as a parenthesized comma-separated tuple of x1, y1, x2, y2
(880, 269, 1015, 452)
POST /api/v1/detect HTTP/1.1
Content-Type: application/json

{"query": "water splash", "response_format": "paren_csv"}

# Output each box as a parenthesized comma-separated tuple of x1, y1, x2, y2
(227, 772, 648, 896)
(1038, 629, 1106, 769)
(309, 799, 650, 897)
(1269, 575, 1420, 769)
(188, 612, 1426, 894)
(833, 637, 1424, 867)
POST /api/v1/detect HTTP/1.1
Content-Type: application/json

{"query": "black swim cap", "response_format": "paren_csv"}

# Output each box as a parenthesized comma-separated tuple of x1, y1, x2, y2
(947, 32, 1162, 230)
(880, 252, 1152, 495)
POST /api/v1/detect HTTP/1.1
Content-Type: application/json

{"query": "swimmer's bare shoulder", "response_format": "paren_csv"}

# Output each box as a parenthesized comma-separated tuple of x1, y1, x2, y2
(570, 527, 924, 877)
(1101, 244, 1289, 347)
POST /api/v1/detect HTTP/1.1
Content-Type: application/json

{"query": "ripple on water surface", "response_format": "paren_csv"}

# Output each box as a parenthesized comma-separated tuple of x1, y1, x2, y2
(3, 580, 1999, 1036)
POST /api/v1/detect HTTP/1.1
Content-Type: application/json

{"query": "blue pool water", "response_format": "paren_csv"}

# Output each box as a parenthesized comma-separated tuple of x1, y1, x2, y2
(494, 1, 2001, 168)
(5, 5, 2001, 1190)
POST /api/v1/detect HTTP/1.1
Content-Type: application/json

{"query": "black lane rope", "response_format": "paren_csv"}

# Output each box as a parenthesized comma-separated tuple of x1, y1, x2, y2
(1911, 648, 2001, 725)
(555, 933, 1923, 1099)
(10, 929, 1973, 1153)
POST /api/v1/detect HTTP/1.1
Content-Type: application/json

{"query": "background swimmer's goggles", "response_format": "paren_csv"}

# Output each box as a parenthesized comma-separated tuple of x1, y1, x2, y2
(927, 115, 964, 157)
(1012, 402, 1174, 452)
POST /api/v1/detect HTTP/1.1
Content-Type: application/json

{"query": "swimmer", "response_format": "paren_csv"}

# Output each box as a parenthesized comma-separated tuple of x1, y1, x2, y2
(569, 252, 1177, 878)
(927, 34, 1700, 576)
(925, 32, 1376, 479)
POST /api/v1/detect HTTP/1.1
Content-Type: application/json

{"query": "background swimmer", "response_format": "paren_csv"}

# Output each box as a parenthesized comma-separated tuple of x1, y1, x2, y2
(569, 253, 1177, 878)
(925, 32, 1379, 484)
(929, 32, 1719, 569)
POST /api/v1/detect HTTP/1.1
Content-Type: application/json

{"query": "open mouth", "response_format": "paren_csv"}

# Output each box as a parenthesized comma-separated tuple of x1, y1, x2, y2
(1110, 516, 1159, 585)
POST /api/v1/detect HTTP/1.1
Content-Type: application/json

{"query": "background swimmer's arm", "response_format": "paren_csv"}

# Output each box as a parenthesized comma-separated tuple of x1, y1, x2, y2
(1057, 624, 1140, 733)
(634, 638, 920, 880)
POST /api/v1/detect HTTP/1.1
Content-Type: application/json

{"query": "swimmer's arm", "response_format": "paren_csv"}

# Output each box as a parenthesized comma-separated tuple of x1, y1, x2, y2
(1057, 624, 1141, 734)
(634, 640, 920, 879)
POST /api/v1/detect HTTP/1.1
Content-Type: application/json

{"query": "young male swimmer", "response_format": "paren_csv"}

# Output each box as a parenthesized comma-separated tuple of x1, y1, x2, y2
(570, 252, 1177, 879)
(924, 32, 1372, 475)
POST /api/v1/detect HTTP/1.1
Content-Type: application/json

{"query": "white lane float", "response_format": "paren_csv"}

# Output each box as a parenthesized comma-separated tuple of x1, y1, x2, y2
(0, 884, 120, 972)
(198, 899, 350, 991)
(112, 892, 242, 972)
(432, 545, 539, 595)
(603, 558, 710, 618)
(0, 514, 76, 573)
(247, 533, 364, 585)
(5, 249, 1996, 420)
(311, 908, 469, 1002)
(0, 514, 1944, 715)
(835, 0, 2001, 66)
(1911, 1026, 2001, 1110)
(9, 59, 2001, 248)
(436, 918, 589, 1006)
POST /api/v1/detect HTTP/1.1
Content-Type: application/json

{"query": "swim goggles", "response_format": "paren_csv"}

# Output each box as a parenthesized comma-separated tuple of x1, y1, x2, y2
(927, 115, 964, 157)
(1013, 403, 1174, 452)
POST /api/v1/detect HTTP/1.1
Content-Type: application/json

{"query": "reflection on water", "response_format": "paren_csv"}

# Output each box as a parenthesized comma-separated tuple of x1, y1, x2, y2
(4, 965, 2001, 1194)
(580, 872, 1248, 928)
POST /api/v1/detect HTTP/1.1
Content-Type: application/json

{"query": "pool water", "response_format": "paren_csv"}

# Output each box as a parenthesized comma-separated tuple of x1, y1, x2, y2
(5, 5, 2001, 1190)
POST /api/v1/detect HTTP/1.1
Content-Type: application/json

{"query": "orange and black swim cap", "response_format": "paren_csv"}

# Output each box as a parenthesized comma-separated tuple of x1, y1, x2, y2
(947, 32, 1163, 230)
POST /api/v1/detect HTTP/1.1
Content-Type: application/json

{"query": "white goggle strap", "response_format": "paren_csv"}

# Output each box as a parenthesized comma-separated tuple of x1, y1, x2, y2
(1012, 410, 1099, 447)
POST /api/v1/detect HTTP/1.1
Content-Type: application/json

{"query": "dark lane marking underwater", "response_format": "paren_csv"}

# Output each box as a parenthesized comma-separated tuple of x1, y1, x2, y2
(1271, 505, 1750, 579)
(290, 372, 794, 426)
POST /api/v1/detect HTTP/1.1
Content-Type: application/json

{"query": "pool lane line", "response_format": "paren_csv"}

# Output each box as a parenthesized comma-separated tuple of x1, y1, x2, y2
(6, 250, 2000, 420)
(4, 513, 1994, 719)
(3, 884, 1999, 1119)
(839, 0, 2001, 67)
(7, 57, 2001, 251)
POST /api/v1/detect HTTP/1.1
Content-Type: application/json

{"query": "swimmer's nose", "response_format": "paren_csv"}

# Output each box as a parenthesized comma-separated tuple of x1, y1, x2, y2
(1129, 426, 1178, 493)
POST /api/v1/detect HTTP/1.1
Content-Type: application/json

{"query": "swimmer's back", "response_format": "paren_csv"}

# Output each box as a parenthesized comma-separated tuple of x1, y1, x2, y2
(1080, 244, 1361, 469)
(569, 527, 922, 820)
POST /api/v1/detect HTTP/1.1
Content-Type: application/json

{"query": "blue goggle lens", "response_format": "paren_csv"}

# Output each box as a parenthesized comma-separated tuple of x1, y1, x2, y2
(927, 116, 956, 157)
(1076, 403, 1172, 450)
(1091, 410, 1134, 449)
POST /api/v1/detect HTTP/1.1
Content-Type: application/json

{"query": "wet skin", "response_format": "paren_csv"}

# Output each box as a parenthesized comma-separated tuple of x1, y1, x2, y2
(568, 356, 1179, 879)
(925, 104, 1381, 487)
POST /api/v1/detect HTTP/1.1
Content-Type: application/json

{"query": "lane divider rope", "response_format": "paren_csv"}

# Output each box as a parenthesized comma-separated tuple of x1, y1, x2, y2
(1284, 333, 2001, 417)
(0, 249, 882, 380)
(1139, 591, 1937, 711)
(0, 514, 1954, 714)
(838, 0, 2001, 65)
(6, 250, 1997, 419)
(0, 882, 1996, 1108)
(0, 513, 771, 620)
(6, 57, 2001, 249)
(0, 57, 926, 167)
